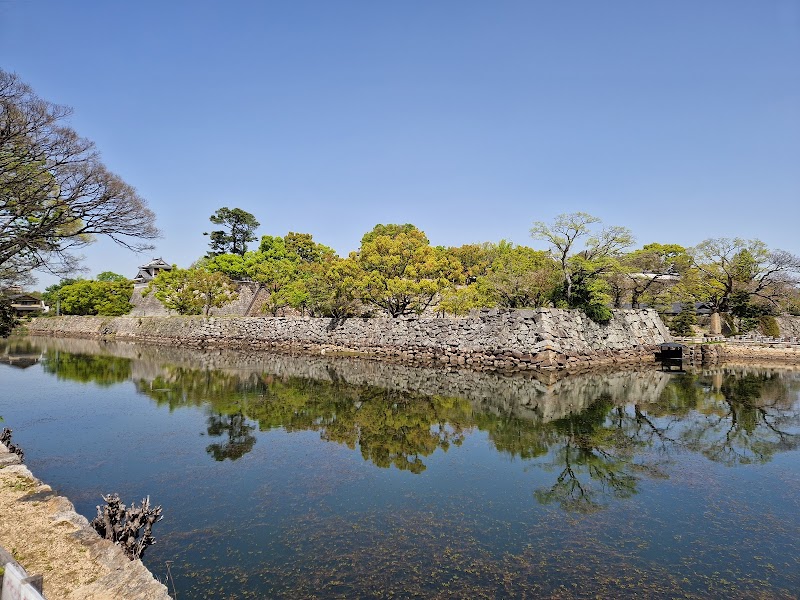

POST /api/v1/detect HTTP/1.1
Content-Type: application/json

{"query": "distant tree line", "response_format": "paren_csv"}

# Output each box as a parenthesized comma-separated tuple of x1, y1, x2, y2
(25, 206, 800, 336)
(137, 207, 800, 335)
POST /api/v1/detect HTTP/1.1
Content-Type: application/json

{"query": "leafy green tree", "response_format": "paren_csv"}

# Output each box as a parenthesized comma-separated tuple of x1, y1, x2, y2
(616, 243, 690, 308)
(0, 296, 18, 337)
(359, 223, 420, 246)
(531, 213, 633, 322)
(284, 232, 336, 264)
(438, 285, 487, 316)
(41, 278, 79, 311)
(479, 241, 560, 308)
(57, 279, 134, 316)
(531, 212, 634, 305)
(305, 257, 361, 318)
(691, 238, 800, 313)
(199, 253, 248, 280)
(353, 224, 461, 317)
(446, 243, 494, 284)
(250, 257, 300, 315)
(204, 207, 260, 256)
(202, 232, 337, 315)
(256, 234, 289, 258)
(96, 271, 127, 282)
(559, 277, 614, 323)
(670, 301, 697, 336)
(0, 69, 159, 281)
(144, 268, 238, 315)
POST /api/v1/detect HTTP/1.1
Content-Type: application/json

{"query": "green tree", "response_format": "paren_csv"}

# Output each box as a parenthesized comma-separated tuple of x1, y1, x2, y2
(0, 69, 159, 280)
(144, 268, 238, 315)
(479, 241, 560, 308)
(616, 243, 690, 308)
(531, 212, 634, 306)
(202, 232, 337, 315)
(41, 278, 79, 311)
(669, 301, 697, 336)
(96, 271, 127, 282)
(354, 224, 461, 317)
(446, 243, 494, 284)
(199, 253, 248, 280)
(284, 231, 336, 264)
(0, 296, 18, 337)
(305, 257, 361, 318)
(691, 238, 800, 314)
(249, 257, 300, 315)
(438, 285, 487, 316)
(204, 207, 260, 256)
(57, 279, 134, 316)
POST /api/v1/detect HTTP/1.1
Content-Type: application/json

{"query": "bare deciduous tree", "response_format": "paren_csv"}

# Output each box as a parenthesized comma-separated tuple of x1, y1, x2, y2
(0, 69, 160, 281)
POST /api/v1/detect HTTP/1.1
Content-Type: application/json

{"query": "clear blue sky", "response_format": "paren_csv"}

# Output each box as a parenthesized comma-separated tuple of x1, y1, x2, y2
(2, 0, 799, 287)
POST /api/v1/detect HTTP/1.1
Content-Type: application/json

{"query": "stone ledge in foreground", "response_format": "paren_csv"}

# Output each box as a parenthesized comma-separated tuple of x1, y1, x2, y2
(0, 445, 171, 600)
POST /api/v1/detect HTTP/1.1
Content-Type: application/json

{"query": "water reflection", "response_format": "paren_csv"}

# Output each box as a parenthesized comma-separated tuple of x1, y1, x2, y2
(4, 336, 799, 513)
(205, 412, 256, 461)
(0, 337, 42, 369)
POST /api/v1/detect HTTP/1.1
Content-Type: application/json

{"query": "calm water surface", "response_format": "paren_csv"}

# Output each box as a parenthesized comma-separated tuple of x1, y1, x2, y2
(1, 337, 799, 599)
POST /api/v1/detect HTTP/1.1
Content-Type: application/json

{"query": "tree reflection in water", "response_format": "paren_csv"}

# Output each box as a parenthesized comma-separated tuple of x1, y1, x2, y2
(40, 349, 132, 386)
(28, 346, 800, 511)
(205, 412, 257, 461)
(679, 371, 800, 465)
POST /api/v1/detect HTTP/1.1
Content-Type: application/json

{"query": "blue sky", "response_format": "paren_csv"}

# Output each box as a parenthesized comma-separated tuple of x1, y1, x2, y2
(1, 1, 798, 287)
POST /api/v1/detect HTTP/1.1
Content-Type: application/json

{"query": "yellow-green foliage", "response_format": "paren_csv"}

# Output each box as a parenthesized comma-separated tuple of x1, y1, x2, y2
(145, 268, 238, 316)
(57, 279, 134, 316)
(759, 315, 780, 338)
(354, 224, 462, 317)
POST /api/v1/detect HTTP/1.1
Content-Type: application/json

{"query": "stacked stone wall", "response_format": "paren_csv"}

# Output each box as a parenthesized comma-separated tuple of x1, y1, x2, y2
(776, 315, 800, 339)
(129, 281, 265, 317)
(27, 308, 670, 372)
(681, 341, 800, 364)
(128, 286, 171, 316)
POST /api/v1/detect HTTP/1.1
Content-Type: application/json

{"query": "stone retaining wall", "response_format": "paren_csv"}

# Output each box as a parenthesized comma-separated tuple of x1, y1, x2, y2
(27, 308, 671, 372)
(129, 282, 269, 317)
(683, 342, 800, 364)
(776, 315, 800, 339)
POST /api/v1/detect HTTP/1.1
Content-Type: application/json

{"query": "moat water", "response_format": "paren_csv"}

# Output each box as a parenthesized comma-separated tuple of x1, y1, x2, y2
(1, 336, 799, 599)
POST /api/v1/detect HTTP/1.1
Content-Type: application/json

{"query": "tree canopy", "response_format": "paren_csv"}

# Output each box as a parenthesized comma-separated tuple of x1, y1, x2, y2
(57, 278, 134, 316)
(0, 69, 160, 282)
(531, 212, 634, 321)
(204, 207, 260, 256)
(353, 224, 461, 317)
(144, 268, 238, 316)
(690, 238, 800, 313)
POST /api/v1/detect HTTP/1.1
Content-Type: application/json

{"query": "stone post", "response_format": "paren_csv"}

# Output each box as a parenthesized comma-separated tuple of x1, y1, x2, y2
(709, 312, 722, 335)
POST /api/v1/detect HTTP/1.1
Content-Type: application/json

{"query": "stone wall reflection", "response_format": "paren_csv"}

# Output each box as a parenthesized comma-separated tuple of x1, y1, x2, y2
(10, 336, 800, 509)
